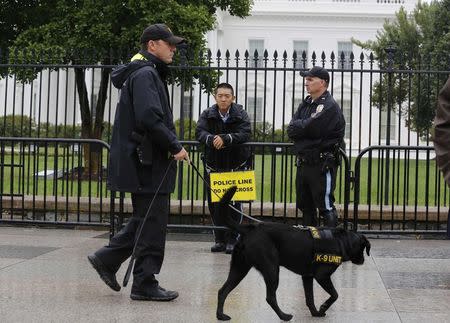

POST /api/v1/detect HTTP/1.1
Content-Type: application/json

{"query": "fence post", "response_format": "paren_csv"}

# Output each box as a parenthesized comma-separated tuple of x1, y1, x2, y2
(384, 46, 396, 205)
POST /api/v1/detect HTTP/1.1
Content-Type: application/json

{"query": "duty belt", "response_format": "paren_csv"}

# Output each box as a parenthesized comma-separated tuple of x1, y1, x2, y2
(296, 151, 335, 166)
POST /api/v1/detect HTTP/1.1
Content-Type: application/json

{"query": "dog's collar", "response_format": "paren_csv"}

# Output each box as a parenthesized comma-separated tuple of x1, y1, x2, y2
(293, 225, 333, 240)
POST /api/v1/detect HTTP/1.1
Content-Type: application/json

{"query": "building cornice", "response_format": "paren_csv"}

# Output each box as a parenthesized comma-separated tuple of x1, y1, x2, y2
(222, 13, 391, 27)
(249, 0, 416, 17)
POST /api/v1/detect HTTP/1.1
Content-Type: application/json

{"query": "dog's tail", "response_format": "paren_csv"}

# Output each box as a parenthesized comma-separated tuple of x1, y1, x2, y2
(218, 186, 253, 235)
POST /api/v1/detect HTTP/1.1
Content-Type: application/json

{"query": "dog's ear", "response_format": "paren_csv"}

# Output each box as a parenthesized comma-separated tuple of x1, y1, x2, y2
(219, 186, 238, 206)
(362, 235, 371, 256)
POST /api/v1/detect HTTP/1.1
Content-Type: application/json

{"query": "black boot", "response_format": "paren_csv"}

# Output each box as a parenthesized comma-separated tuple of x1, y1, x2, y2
(87, 254, 121, 292)
(131, 285, 179, 301)
(321, 209, 338, 227)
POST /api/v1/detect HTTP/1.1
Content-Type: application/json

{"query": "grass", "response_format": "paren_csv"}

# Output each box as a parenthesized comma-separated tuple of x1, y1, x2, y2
(1, 147, 448, 207)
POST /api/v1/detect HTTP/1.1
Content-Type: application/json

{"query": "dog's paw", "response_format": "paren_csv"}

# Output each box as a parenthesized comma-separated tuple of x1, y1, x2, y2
(319, 305, 328, 314)
(280, 313, 293, 321)
(217, 313, 231, 321)
(311, 311, 326, 317)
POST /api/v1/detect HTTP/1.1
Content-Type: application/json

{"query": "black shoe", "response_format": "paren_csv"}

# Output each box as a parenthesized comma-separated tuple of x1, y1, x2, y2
(87, 254, 121, 292)
(322, 210, 338, 227)
(211, 242, 226, 253)
(225, 243, 235, 254)
(130, 286, 179, 301)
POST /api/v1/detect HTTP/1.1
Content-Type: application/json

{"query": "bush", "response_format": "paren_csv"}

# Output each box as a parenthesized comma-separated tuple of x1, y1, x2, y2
(175, 118, 197, 141)
(0, 115, 36, 137)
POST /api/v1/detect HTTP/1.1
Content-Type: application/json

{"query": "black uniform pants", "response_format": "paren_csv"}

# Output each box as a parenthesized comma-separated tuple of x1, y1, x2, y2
(204, 171, 242, 244)
(94, 192, 169, 289)
(296, 161, 338, 226)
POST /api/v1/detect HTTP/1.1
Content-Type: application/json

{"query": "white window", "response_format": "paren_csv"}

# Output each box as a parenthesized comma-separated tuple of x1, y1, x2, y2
(293, 41, 309, 68)
(182, 92, 193, 119)
(248, 39, 265, 68)
(380, 109, 396, 141)
(341, 100, 351, 140)
(247, 96, 263, 122)
(337, 41, 353, 70)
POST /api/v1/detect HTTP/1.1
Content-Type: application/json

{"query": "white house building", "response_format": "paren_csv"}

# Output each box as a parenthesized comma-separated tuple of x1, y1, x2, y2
(194, 0, 424, 153)
(1, 0, 428, 154)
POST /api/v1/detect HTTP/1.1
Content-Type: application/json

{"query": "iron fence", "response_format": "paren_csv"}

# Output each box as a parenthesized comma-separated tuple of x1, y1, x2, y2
(353, 145, 449, 234)
(0, 137, 117, 235)
(1, 136, 448, 235)
(1, 48, 449, 234)
(1, 48, 449, 153)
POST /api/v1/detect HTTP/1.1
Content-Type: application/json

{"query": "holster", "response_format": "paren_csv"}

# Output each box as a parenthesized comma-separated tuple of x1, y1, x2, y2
(131, 131, 153, 166)
(320, 152, 337, 173)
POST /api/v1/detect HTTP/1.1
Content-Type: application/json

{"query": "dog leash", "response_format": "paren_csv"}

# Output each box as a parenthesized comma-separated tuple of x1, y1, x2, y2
(123, 159, 175, 287)
(188, 160, 262, 223)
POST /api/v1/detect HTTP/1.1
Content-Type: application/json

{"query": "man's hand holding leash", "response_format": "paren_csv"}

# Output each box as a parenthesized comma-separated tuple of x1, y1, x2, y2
(173, 147, 190, 163)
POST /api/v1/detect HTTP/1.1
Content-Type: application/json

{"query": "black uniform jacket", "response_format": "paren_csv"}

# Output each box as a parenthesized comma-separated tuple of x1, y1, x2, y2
(107, 51, 182, 194)
(434, 76, 450, 186)
(196, 103, 251, 170)
(287, 91, 345, 155)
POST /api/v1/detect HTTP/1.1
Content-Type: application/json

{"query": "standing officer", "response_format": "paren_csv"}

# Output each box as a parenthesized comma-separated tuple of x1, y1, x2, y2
(287, 66, 345, 227)
(87, 23, 189, 301)
(434, 76, 450, 187)
(433, 76, 450, 238)
(196, 83, 251, 253)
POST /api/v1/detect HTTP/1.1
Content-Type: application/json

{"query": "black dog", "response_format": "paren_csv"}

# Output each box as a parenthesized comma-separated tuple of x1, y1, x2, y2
(216, 186, 371, 321)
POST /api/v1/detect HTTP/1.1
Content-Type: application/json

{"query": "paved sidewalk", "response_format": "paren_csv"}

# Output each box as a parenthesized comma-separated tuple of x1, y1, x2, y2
(0, 227, 449, 322)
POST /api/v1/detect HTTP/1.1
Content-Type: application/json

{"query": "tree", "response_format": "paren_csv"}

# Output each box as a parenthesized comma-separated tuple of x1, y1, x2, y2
(0, 0, 58, 50)
(5, 0, 252, 175)
(353, 0, 450, 138)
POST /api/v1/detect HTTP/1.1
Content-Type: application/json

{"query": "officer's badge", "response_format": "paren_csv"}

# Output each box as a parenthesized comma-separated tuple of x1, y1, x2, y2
(311, 104, 324, 118)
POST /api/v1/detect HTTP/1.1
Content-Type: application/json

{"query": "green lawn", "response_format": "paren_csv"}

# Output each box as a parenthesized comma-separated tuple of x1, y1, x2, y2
(1, 149, 448, 206)
(1, 146, 109, 199)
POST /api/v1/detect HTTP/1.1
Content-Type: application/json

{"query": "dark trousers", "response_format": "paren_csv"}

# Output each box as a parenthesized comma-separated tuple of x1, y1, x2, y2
(204, 171, 242, 244)
(95, 193, 169, 289)
(296, 162, 338, 226)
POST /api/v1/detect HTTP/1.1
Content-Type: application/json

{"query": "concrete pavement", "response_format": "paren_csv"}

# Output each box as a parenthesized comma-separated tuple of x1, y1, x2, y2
(0, 227, 449, 322)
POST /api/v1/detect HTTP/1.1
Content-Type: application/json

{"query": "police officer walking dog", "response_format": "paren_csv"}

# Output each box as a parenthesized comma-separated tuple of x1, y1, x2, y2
(288, 66, 345, 227)
(87, 24, 189, 302)
(196, 83, 252, 253)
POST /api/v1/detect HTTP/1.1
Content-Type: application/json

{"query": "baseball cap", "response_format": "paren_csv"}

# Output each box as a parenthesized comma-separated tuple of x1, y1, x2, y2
(300, 66, 330, 83)
(140, 23, 184, 45)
